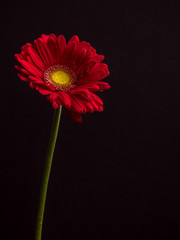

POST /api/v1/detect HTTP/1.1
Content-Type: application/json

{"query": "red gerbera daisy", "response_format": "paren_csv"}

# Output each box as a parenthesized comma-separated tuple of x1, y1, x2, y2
(15, 34, 110, 122)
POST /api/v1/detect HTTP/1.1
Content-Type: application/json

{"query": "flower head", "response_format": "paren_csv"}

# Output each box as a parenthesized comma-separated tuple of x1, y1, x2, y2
(15, 34, 110, 122)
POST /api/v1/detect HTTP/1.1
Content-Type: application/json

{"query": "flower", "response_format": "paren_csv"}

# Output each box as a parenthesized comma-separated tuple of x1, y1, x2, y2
(15, 34, 110, 122)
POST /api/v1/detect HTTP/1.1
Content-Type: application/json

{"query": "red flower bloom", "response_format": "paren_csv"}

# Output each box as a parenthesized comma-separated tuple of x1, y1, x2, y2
(15, 34, 110, 122)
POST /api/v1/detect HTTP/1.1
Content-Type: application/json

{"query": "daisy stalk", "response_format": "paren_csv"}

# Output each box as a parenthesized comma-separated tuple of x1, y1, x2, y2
(35, 106, 62, 240)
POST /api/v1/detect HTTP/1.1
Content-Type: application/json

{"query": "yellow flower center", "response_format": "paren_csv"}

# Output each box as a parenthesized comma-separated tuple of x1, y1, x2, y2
(44, 65, 77, 91)
(51, 70, 71, 86)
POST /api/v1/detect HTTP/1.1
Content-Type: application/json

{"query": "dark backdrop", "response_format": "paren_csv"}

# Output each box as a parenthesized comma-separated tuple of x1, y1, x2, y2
(1, 1, 180, 239)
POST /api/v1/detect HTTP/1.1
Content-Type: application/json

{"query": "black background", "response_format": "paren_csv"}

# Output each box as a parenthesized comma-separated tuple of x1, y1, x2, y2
(1, 0, 180, 239)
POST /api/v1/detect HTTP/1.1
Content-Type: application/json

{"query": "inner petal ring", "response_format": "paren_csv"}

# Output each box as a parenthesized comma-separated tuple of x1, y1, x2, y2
(44, 65, 77, 91)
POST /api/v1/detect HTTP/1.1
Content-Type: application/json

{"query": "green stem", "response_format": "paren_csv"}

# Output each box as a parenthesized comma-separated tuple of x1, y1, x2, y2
(35, 106, 62, 240)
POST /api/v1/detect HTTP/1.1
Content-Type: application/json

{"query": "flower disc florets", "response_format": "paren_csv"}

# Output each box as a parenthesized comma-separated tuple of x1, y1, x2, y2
(44, 65, 77, 91)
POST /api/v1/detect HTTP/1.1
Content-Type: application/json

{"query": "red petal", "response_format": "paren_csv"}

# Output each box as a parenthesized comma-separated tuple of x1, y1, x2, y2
(69, 88, 90, 96)
(69, 96, 85, 113)
(63, 41, 76, 65)
(15, 65, 30, 75)
(90, 92, 103, 106)
(79, 41, 90, 51)
(57, 35, 66, 60)
(26, 55, 44, 76)
(28, 76, 44, 84)
(39, 38, 54, 65)
(34, 39, 52, 67)
(68, 35, 79, 43)
(78, 98, 94, 113)
(93, 63, 109, 71)
(66, 110, 82, 123)
(80, 68, 109, 84)
(98, 55, 105, 62)
(96, 82, 110, 91)
(76, 59, 96, 77)
(28, 47, 46, 71)
(41, 34, 49, 43)
(30, 81, 35, 89)
(21, 43, 32, 52)
(47, 36, 60, 65)
(72, 96, 87, 113)
(47, 92, 59, 103)
(53, 101, 59, 109)
(58, 91, 72, 107)
(16, 57, 43, 78)
(18, 73, 29, 82)
(92, 54, 105, 63)
(80, 83, 100, 92)
(72, 48, 87, 71)
(29, 77, 56, 91)
(34, 84, 53, 95)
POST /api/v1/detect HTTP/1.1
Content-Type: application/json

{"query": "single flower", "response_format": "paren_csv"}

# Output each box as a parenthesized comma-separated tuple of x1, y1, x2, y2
(15, 34, 110, 122)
